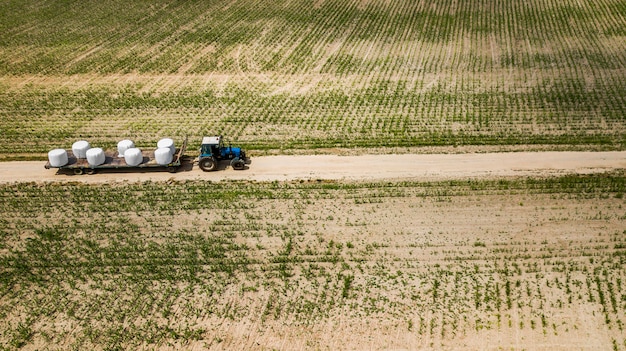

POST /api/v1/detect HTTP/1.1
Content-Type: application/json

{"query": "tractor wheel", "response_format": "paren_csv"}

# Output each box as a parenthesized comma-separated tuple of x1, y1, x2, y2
(199, 157, 217, 172)
(167, 166, 177, 173)
(231, 158, 245, 170)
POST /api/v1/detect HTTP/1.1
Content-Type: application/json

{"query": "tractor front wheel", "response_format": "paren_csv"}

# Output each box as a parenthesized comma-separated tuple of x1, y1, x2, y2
(199, 157, 217, 172)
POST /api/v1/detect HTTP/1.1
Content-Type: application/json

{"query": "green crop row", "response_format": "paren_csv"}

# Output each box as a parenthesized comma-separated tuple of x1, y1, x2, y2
(1, 0, 624, 74)
(1, 0, 625, 157)
(1, 74, 624, 157)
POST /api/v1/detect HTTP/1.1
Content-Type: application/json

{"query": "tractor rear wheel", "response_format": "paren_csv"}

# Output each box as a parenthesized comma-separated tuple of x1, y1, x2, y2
(199, 157, 217, 171)
(231, 158, 245, 170)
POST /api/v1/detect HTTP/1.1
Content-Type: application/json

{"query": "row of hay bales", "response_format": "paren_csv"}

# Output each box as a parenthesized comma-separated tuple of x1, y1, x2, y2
(47, 138, 176, 167)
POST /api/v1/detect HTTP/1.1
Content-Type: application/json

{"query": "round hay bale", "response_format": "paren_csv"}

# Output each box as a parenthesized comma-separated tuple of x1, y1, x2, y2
(72, 140, 90, 159)
(155, 147, 173, 165)
(157, 138, 175, 156)
(48, 149, 68, 167)
(124, 148, 143, 166)
(117, 139, 135, 157)
(86, 147, 105, 166)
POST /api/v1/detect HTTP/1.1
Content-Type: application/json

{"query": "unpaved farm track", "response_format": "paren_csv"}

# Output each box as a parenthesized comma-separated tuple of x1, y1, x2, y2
(1, 151, 625, 184)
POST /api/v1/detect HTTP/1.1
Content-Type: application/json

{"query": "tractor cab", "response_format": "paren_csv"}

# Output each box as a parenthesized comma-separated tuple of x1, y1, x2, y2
(200, 136, 222, 158)
(198, 136, 249, 171)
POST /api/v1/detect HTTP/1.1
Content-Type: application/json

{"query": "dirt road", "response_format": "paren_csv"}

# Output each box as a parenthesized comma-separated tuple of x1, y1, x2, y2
(1, 151, 624, 184)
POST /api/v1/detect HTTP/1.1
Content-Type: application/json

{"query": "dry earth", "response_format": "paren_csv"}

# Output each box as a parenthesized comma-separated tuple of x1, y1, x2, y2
(1, 151, 625, 184)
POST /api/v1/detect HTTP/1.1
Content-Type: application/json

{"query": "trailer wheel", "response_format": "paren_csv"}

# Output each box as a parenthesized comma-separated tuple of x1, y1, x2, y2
(86, 168, 96, 175)
(167, 166, 177, 173)
(231, 158, 245, 170)
(199, 157, 217, 172)
(73, 168, 84, 175)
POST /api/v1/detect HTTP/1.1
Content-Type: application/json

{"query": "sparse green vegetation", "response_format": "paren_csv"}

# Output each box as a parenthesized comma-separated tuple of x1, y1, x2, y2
(1, 172, 626, 348)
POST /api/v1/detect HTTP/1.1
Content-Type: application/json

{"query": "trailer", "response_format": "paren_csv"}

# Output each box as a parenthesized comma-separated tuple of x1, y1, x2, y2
(45, 138, 188, 175)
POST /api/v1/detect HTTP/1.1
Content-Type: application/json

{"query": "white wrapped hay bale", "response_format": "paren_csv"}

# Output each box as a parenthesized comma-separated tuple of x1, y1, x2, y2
(48, 149, 68, 167)
(157, 138, 175, 156)
(154, 147, 173, 165)
(124, 148, 143, 166)
(72, 140, 90, 159)
(117, 139, 135, 157)
(86, 147, 105, 166)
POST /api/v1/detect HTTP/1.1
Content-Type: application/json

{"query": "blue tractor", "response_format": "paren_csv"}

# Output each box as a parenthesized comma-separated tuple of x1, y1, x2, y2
(198, 136, 250, 171)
